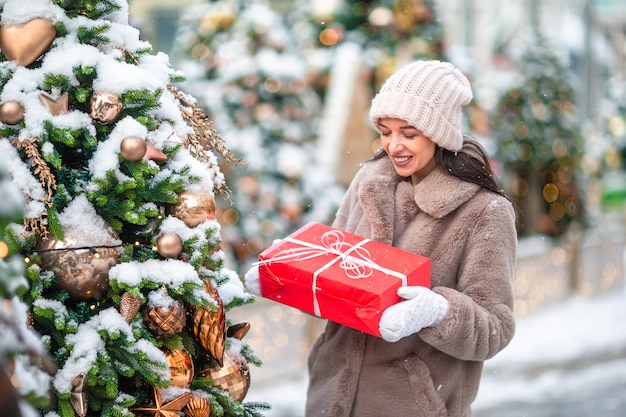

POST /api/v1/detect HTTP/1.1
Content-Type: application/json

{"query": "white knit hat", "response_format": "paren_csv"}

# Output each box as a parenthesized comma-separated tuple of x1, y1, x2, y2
(369, 60, 473, 152)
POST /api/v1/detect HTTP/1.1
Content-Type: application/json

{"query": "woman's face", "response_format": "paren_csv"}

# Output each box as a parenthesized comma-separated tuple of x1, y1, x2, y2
(378, 117, 436, 184)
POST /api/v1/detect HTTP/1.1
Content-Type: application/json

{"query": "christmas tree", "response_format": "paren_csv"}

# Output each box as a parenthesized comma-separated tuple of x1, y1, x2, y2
(0, 0, 267, 416)
(491, 34, 584, 236)
(176, 0, 344, 272)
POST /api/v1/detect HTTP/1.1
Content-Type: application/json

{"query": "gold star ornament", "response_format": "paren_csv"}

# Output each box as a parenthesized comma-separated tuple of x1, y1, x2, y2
(132, 388, 192, 417)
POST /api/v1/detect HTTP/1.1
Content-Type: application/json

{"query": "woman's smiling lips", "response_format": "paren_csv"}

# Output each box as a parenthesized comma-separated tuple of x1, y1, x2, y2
(392, 155, 413, 166)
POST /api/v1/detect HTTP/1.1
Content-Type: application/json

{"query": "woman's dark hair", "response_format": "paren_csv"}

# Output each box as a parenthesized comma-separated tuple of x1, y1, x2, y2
(436, 135, 510, 200)
(370, 135, 510, 200)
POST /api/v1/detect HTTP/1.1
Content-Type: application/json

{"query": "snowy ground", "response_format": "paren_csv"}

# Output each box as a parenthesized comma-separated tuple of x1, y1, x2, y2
(245, 286, 626, 417)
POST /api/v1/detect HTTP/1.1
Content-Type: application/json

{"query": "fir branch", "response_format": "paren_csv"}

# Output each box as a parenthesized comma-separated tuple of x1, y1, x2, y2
(243, 402, 272, 417)
(167, 85, 241, 199)
(167, 84, 240, 165)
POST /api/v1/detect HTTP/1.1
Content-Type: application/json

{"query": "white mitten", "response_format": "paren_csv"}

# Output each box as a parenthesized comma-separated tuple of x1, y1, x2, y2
(244, 265, 262, 296)
(243, 239, 282, 297)
(379, 286, 449, 343)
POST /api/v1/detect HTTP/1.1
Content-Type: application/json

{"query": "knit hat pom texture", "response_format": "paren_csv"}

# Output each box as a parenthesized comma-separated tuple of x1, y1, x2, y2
(369, 60, 472, 152)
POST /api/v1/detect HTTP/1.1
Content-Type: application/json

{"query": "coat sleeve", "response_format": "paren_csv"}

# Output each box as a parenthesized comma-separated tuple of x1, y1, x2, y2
(419, 196, 517, 361)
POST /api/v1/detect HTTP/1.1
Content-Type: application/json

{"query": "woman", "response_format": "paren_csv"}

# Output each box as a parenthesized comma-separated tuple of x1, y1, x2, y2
(248, 60, 517, 416)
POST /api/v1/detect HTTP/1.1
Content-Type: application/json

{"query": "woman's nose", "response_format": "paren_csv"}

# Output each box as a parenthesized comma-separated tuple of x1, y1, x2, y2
(387, 134, 403, 152)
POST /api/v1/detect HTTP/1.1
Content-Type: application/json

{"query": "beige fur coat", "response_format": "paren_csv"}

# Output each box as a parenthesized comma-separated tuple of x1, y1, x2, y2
(305, 155, 517, 417)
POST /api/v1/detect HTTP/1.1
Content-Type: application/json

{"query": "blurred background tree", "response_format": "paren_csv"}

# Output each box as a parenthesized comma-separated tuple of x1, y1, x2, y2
(491, 34, 585, 237)
(175, 0, 345, 273)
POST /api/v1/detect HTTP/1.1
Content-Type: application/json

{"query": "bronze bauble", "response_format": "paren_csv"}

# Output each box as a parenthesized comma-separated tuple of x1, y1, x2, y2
(0, 18, 56, 66)
(156, 233, 184, 258)
(189, 280, 226, 366)
(197, 350, 250, 402)
(168, 191, 216, 228)
(165, 349, 194, 388)
(142, 301, 185, 339)
(0, 101, 25, 125)
(120, 136, 147, 161)
(35, 235, 120, 300)
(89, 91, 122, 124)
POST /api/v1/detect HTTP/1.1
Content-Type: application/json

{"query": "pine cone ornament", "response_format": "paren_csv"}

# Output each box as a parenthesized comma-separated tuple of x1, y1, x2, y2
(119, 292, 142, 323)
(189, 280, 226, 366)
(142, 301, 185, 339)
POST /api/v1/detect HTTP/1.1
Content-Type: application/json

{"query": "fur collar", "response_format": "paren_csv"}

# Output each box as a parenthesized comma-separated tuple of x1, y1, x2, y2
(357, 156, 480, 244)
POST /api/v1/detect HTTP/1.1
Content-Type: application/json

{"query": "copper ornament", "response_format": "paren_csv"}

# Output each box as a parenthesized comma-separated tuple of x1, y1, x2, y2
(0, 18, 56, 66)
(197, 350, 250, 402)
(156, 233, 184, 258)
(144, 144, 168, 162)
(142, 301, 185, 339)
(183, 395, 210, 417)
(0, 101, 25, 125)
(70, 373, 88, 417)
(35, 234, 120, 300)
(89, 91, 122, 124)
(132, 388, 192, 417)
(189, 280, 225, 366)
(120, 136, 147, 161)
(165, 349, 194, 388)
(119, 292, 142, 323)
(39, 92, 69, 116)
(227, 322, 250, 340)
(168, 191, 216, 228)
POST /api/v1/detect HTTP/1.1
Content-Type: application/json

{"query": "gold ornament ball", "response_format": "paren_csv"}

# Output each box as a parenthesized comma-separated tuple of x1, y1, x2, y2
(168, 191, 216, 228)
(165, 349, 194, 389)
(35, 235, 120, 300)
(0, 101, 25, 125)
(156, 233, 183, 258)
(120, 136, 147, 161)
(142, 302, 185, 339)
(197, 350, 250, 402)
(184, 395, 210, 417)
(90, 91, 122, 124)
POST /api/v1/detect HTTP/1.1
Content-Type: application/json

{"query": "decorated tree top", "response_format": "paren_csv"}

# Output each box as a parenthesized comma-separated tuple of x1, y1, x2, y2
(0, 0, 267, 416)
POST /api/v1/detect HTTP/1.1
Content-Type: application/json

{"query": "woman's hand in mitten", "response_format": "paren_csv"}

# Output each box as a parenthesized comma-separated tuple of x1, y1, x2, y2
(379, 286, 449, 343)
(244, 265, 262, 296)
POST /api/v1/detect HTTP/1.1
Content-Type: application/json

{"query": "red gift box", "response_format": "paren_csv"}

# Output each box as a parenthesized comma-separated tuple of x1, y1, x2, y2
(257, 222, 431, 337)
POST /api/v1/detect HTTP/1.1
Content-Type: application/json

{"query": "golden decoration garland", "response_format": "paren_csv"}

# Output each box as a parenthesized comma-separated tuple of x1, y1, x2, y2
(11, 137, 56, 238)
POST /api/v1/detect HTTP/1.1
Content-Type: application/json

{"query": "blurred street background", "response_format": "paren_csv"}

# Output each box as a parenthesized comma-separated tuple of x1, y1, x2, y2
(127, 0, 626, 414)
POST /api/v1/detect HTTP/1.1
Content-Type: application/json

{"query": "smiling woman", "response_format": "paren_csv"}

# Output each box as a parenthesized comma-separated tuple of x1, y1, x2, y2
(303, 60, 518, 417)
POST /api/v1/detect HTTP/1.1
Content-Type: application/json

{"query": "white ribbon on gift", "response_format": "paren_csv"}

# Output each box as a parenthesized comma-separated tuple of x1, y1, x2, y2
(257, 229, 407, 316)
